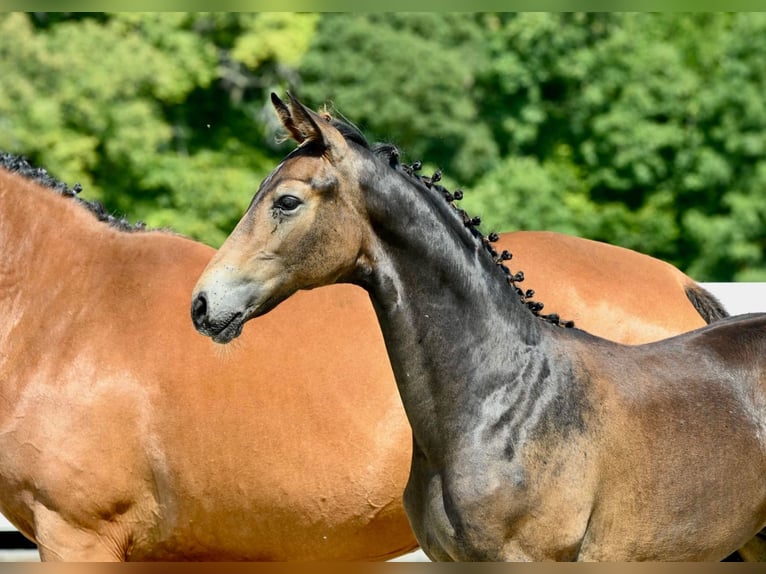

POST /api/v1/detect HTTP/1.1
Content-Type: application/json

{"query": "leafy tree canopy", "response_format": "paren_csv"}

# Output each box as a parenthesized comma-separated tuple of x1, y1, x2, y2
(1, 12, 764, 281)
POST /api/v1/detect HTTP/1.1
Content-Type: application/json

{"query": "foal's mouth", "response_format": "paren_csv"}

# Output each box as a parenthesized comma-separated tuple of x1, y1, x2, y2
(204, 292, 280, 344)
(209, 299, 274, 344)
(209, 312, 245, 345)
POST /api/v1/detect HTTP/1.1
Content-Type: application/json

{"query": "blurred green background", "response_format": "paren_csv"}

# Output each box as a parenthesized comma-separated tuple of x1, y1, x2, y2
(2, 12, 765, 281)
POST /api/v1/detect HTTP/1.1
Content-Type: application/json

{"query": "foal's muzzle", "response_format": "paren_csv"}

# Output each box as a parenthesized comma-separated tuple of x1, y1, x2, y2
(190, 291, 245, 344)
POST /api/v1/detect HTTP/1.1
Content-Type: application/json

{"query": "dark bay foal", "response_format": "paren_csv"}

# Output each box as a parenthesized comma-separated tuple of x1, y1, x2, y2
(192, 94, 766, 561)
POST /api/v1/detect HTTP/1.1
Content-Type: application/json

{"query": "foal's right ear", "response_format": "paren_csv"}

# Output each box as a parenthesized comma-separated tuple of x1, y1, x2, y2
(270, 92, 347, 160)
(271, 92, 305, 142)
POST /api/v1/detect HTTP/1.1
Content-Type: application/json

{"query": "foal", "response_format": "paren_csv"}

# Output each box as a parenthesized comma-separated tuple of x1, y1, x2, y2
(192, 94, 766, 561)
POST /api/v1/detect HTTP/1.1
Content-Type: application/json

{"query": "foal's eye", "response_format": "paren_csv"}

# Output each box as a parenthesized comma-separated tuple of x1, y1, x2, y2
(274, 195, 302, 212)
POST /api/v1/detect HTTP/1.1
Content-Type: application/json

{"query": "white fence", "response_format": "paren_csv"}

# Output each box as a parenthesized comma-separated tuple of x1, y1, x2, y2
(1, 282, 764, 561)
(700, 282, 765, 315)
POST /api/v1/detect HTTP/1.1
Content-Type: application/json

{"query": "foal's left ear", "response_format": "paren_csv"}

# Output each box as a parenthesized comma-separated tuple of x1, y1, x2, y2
(271, 92, 347, 160)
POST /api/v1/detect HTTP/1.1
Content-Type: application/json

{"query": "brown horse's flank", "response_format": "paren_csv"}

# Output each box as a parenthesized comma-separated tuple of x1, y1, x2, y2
(191, 94, 765, 561)
(400, 157, 730, 333)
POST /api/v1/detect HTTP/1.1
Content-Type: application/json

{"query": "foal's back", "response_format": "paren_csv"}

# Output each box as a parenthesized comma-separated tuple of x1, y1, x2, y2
(561, 314, 766, 560)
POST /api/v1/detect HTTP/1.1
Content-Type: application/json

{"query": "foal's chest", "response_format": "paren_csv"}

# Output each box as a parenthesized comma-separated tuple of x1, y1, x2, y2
(404, 445, 593, 561)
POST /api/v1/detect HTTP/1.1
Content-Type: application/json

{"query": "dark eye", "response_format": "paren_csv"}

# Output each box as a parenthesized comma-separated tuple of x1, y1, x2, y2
(274, 195, 302, 212)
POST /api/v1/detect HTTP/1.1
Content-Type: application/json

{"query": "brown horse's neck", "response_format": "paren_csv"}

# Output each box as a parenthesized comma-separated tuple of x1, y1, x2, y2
(359, 169, 582, 461)
(1, 172, 115, 352)
(2, 170, 118, 284)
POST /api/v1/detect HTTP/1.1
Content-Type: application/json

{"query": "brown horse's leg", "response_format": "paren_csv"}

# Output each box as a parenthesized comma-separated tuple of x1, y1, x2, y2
(736, 530, 766, 562)
(34, 507, 125, 561)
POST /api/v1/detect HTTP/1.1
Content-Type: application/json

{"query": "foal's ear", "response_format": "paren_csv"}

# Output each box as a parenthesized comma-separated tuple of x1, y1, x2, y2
(271, 92, 347, 159)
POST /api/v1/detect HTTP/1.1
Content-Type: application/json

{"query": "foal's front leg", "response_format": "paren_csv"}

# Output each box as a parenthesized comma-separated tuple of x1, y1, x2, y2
(737, 530, 766, 561)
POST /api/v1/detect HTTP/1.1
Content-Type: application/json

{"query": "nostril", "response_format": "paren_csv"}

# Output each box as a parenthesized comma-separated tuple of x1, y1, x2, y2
(191, 292, 208, 327)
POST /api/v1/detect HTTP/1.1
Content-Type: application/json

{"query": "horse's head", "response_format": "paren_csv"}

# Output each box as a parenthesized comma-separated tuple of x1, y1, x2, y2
(191, 93, 372, 343)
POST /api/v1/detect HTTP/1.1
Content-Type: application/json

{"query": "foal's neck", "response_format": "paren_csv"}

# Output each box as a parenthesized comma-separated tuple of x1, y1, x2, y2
(359, 168, 555, 456)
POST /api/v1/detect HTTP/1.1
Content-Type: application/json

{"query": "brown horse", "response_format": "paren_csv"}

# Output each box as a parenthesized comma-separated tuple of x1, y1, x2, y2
(0, 144, 726, 561)
(0, 153, 413, 561)
(191, 94, 766, 561)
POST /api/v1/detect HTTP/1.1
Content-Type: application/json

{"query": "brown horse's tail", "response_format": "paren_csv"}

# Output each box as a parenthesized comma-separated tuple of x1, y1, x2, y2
(685, 283, 729, 323)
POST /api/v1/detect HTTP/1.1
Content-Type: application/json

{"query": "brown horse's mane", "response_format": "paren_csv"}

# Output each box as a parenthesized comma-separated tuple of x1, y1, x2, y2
(0, 151, 149, 233)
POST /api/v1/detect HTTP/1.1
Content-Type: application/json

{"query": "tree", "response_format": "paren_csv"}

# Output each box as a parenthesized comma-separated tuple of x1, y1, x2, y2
(2, 12, 763, 279)
(0, 12, 317, 247)
(298, 13, 499, 182)
(467, 13, 765, 280)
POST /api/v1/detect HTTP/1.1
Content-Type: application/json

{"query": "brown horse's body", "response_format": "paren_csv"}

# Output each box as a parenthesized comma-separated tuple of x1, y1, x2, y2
(0, 165, 413, 560)
(191, 94, 765, 561)
(2, 151, 724, 561)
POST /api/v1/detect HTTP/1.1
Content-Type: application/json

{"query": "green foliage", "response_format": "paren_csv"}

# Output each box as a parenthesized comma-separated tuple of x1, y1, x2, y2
(468, 12, 765, 279)
(460, 149, 589, 237)
(232, 13, 319, 70)
(0, 12, 291, 246)
(298, 14, 498, 182)
(0, 12, 764, 280)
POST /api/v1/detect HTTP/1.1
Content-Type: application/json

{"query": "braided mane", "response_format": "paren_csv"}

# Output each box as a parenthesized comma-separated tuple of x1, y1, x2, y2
(399, 159, 574, 329)
(327, 121, 574, 329)
(0, 151, 148, 232)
